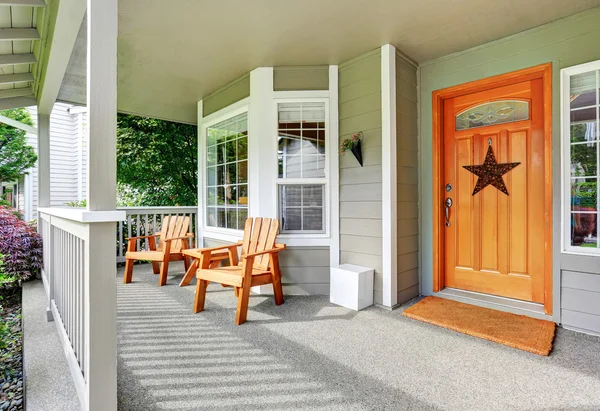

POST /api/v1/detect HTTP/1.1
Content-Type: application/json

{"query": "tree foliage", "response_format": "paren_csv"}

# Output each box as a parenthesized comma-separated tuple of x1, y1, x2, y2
(0, 109, 36, 184)
(117, 114, 197, 206)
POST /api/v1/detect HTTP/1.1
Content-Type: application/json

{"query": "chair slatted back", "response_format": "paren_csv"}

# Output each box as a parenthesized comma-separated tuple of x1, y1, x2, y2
(241, 218, 279, 269)
(159, 215, 190, 252)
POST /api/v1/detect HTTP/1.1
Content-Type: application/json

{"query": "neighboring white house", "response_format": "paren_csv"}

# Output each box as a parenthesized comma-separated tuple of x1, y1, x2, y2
(9, 102, 88, 220)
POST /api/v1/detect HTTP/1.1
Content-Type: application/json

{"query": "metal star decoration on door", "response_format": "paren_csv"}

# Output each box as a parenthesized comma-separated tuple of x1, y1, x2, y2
(463, 145, 520, 196)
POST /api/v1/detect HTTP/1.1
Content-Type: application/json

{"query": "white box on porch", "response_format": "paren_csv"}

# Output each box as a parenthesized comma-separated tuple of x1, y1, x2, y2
(330, 264, 374, 311)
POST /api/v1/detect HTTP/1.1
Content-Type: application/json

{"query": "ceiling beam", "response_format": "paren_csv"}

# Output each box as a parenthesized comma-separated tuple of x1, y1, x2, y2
(0, 28, 40, 41)
(36, 0, 85, 114)
(0, 54, 37, 66)
(0, 96, 35, 110)
(0, 87, 34, 99)
(0, 112, 37, 134)
(0, 0, 45, 6)
(0, 73, 34, 84)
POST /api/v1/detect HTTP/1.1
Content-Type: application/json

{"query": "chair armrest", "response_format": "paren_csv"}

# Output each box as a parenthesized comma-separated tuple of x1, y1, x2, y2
(195, 243, 241, 254)
(126, 234, 160, 241)
(244, 244, 286, 259)
(163, 233, 195, 242)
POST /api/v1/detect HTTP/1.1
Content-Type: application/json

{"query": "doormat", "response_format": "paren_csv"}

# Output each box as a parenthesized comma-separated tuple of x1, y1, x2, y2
(402, 296, 556, 356)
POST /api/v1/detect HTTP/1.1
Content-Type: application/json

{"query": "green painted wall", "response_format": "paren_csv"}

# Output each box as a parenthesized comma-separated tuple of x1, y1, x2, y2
(338, 48, 384, 305)
(202, 73, 250, 117)
(419, 7, 600, 326)
(273, 66, 329, 91)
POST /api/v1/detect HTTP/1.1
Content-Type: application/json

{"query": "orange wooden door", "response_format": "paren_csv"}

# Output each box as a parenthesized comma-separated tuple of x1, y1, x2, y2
(443, 79, 547, 302)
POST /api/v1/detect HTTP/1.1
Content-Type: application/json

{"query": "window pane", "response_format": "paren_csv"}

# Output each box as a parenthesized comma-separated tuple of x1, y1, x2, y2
(207, 208, 217, 227)
(570, 143, 597, 177)
(238, 161, 248, 184)
(456, 100, 529, 130)
(303, 208, 323, 231)
(571, 213, 597, 248)
(571, 180, 597, 211)
(207, 187, 217, 206)
(570, 122, 597, 143)
(216, 208, 226, 228)
(278, 184, 325, 233)
(280, 185, 302, 207)
(303, 185, 323, 206)
(207, 167, 217, 186)
(206, 112, 248, 229)
(237, 208, 248, 229)
(282, 208, 302, 231)
(226, 209, 237, 230)
(570, 72, 597, 109)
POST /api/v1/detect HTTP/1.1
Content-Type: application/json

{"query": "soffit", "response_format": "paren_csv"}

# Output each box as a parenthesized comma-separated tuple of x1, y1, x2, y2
(58, 0, 600, 124)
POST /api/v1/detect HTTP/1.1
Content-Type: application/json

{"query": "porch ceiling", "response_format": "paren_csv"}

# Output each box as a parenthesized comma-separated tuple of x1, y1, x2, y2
(58, 0, 600, 124)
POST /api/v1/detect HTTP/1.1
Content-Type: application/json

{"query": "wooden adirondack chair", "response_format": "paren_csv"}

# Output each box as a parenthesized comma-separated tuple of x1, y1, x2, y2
(123, 215, 194, 286)
(193, 218, 286, 325)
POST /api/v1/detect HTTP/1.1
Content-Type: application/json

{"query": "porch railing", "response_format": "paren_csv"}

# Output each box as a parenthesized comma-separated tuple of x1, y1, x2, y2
(116, 206, 199, 262)
(39, 207, 125, 411)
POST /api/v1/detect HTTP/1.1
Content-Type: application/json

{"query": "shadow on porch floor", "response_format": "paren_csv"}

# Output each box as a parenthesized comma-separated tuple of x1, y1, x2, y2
(117, 262, 600, 411)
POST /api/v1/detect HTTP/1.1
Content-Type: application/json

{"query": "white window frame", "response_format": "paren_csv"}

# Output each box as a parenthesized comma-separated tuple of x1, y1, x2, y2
(274, 97, 330, 238)
(561, 60, 600, 255)
(198, 99, 250, 243)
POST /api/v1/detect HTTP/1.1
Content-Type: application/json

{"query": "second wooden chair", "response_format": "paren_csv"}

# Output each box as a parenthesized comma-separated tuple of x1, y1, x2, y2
(193, 217, 285, 325)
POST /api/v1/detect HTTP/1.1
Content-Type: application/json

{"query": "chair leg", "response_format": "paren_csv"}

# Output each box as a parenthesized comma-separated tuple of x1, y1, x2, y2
(159, 259, 169, 286)
(179, 258, 199, 287)
(234, 286, 240, 297)
(151, 262, 160, 274)
(183, 256, 190, 271)
(235, 285, 252, 325)
(123, 258, 134, 284)
(194, 280, 208, 313)
(270, 254, 284, 306)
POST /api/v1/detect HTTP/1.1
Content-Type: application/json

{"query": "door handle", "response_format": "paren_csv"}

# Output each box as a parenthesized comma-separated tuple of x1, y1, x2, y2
(445, 198, 453, 227)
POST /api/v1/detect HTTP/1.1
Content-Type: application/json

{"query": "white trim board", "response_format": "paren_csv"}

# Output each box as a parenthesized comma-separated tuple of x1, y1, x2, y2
(381, 44, 398, 308)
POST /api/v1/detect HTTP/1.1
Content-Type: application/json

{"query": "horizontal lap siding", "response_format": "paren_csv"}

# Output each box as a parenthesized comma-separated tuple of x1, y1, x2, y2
(396, 54, 419, 304)
(202, 74, 250, 117)
(339, 49, 383, 304)
(561, 253, 600, 335)
(48, 103, 79, 206)
(273, 66, 329, 91)
(203, 238, 329, 295)
(419, 7, 600, 331)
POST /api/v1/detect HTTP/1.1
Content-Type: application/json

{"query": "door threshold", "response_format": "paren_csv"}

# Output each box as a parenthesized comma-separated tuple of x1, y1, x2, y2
(434, 288, 553, 321)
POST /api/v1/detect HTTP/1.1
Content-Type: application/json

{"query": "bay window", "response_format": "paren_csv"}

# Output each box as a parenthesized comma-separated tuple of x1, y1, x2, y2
(200, 67, 337, 246)
(562, 62, 600, 253)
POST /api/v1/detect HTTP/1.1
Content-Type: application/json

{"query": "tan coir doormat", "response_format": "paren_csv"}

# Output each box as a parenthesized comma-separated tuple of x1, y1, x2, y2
(402, 296, 556, 356)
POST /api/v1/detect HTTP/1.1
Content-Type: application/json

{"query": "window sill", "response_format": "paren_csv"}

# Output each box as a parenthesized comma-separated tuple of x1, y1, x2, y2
(561, 249, 600, 257)
(202, 228, 331, 247)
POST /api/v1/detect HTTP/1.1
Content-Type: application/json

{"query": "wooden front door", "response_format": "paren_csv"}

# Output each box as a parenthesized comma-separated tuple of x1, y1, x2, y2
(436, 65, 552, 309)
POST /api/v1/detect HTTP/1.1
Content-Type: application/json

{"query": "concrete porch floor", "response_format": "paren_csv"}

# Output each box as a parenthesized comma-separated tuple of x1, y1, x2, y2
(117, 262, 600, 411)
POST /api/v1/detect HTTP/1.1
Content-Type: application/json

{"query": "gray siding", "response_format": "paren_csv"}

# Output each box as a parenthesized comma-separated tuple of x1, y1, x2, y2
(273, 66, 329, 91)
(202, 74, 250, 117)
(396, 53, 419, 305)
(338, 49, 384, 304)
(24, 103, 87, 218)
(203, 237, 329, 295)
(419, 7, 600, 332)
(561, 255, 600, 335)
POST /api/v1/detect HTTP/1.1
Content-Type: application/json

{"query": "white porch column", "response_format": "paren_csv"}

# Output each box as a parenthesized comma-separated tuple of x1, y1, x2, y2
(381, 44, 398, 308)
(84, 0, 118, 409)
(37, 113, 50, 209)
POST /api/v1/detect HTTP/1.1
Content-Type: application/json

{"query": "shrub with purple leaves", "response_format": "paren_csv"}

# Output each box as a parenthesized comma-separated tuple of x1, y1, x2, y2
(0, 206, 42, 281)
